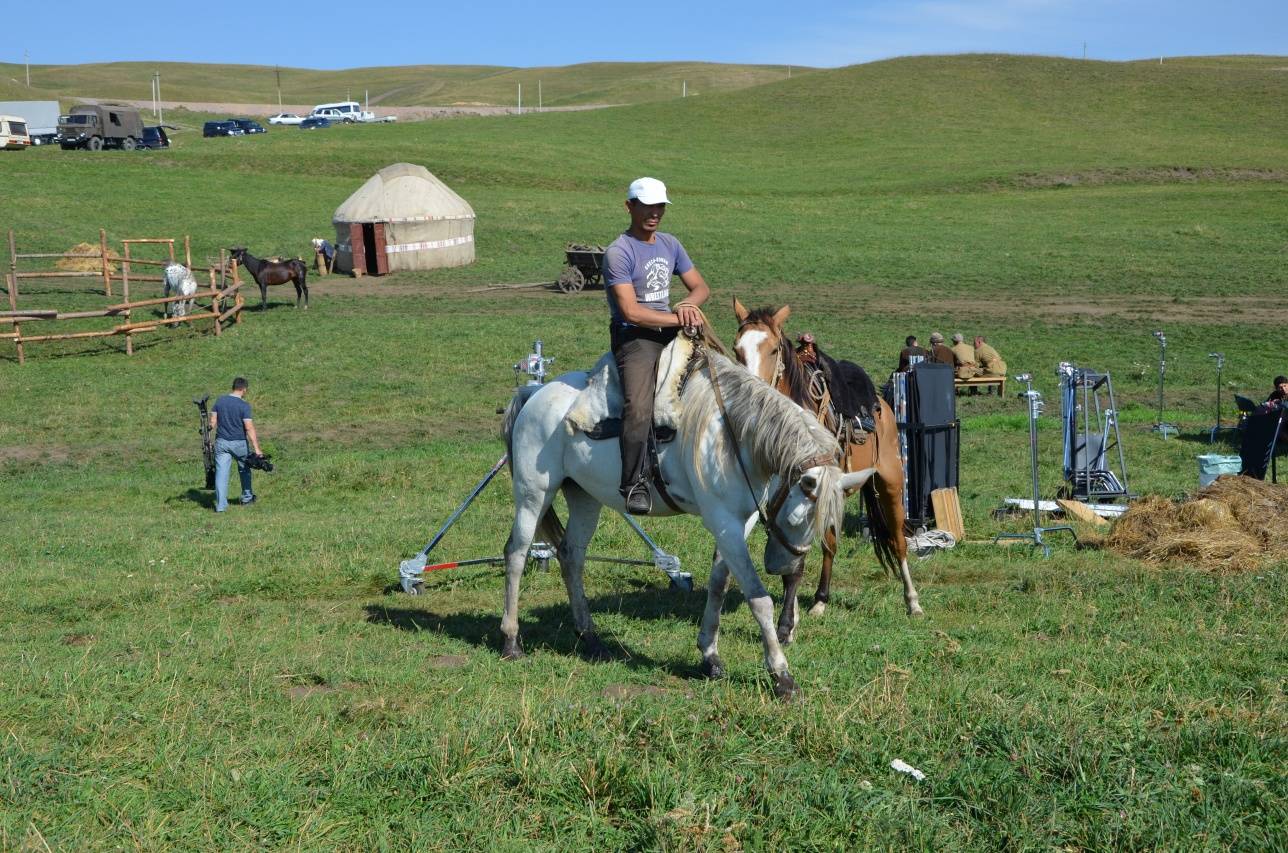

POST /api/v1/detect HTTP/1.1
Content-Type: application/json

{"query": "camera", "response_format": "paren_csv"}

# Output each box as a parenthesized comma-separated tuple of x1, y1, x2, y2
(247, 453, 275, 472)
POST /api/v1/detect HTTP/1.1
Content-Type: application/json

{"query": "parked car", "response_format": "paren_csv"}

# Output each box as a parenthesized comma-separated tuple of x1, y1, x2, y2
(268, 113, 304, 125)
(232, 119, 266, 134)
(137, 125, 170, 150)
(310, 101, 374, 123)
(1, 115, 31, 150)
(299, 117, 332, 130)
(203, 121, 245, 138)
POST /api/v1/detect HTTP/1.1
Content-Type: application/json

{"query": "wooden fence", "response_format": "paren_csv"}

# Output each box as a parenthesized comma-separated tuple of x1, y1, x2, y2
(4, 230, 245, 364)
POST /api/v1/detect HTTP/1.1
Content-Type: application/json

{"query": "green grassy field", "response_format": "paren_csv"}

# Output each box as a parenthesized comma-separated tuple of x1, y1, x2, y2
(0, 59, 807, 108)
(1, 55, 1285, 849)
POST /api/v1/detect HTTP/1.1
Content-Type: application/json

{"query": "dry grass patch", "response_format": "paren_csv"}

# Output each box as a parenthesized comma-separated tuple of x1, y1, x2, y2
(1107, 476, 1288, 571)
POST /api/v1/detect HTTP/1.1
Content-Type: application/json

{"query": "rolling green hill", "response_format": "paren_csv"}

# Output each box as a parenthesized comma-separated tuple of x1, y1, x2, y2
(0, 59, 806, 107)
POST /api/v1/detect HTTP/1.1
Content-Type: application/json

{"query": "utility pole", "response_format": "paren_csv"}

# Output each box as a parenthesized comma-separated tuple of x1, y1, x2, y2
(155, 72, 162, 124)
(275, 65, 282, 108)
(1082, 41, 1087, 60)
(517, 83, 522, 114)
(682, 80, 686, 98)
(25, 50, 30, 87)
(538, 80, 542, 111)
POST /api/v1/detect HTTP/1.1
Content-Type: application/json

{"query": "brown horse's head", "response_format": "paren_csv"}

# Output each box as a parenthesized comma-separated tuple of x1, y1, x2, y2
(732, 296, 791, 384)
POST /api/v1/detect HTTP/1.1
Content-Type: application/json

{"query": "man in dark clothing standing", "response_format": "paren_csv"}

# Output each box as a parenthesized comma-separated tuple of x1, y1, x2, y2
(603, 177, 710, 514)
(896, 335, 930, 372)
(208, 376, 265, 512)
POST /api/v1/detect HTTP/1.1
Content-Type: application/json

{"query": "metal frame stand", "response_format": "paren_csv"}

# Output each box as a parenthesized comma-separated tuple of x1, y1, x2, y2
(1207, 352, 1238, 443)
(994, 374, 1078, 558)
(397, 340, 692, 595)
(1151, 331, 1179, 438)
(1058, 363, 1129, 502)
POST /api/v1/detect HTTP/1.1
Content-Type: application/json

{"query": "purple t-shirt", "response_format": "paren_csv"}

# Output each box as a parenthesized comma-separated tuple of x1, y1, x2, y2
(602, 232, 693, 324)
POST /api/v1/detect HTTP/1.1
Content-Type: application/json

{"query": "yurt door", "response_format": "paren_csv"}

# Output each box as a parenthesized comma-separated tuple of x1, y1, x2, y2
(371, 223, 389, 275)
(350, 223, 389, 276)
(349, 223, 366, 275)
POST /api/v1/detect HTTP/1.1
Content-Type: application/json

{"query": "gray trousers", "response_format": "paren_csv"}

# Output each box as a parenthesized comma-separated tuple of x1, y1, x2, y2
(611, 323, 676, 494)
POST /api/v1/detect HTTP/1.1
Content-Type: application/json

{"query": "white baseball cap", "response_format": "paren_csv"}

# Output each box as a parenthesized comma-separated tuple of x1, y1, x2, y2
(627, 177, 671, 205)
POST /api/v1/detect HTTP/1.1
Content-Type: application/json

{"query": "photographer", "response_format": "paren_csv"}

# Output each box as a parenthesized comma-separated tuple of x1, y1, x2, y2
(208, 377, 265, 512)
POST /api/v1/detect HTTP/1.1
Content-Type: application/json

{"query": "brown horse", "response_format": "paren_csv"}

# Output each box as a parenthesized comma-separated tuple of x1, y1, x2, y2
(229, 247, 309, 310)
(733, 299, 922, 641)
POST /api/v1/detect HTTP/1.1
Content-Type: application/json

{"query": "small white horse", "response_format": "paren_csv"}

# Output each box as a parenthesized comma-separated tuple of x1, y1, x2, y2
(501, 344, 875, 698)
(162, 263, 198, 318)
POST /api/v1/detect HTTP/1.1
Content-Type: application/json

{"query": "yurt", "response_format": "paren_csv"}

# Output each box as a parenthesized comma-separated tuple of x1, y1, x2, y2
(332, 163, 475, 275)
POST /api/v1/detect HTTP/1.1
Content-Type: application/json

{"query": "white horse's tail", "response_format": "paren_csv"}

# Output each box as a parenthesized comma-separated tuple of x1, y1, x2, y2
(500, 384, 566, 549)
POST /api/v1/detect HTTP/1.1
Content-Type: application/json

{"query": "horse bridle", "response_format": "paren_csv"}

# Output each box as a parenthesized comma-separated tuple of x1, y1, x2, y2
(703, 347, 837, 557)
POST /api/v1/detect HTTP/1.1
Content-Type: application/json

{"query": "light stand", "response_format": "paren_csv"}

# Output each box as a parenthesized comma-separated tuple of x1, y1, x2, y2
(397, 340, 692, 594)
(994, 374, 1078, 558)
(1151, 330, 1179, 438)
(1208, 352, 1237, 443)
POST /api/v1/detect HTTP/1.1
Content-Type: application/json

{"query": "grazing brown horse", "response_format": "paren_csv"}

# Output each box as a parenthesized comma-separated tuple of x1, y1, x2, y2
(229, 247, 309, 310)
(733, 298, 922, 641)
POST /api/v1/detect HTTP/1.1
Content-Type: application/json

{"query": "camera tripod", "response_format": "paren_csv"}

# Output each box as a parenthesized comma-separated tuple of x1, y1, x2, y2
(1151, 331, 1179, 439)
(994, 374, 1078, 558)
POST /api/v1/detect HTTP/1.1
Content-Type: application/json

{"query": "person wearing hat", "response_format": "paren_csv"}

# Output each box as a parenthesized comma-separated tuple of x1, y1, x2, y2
(603, 177, 710, 514)
(928, 332, 955, 367)
(950, 332, 981, 380)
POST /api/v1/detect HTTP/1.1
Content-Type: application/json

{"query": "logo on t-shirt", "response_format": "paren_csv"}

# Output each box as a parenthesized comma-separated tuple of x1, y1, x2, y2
(643, 257, 671, 299)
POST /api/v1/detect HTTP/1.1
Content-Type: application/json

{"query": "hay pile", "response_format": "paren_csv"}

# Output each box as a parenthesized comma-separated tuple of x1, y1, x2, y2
(1107, 476, 1288, 572)
(54, 243, 120, 275)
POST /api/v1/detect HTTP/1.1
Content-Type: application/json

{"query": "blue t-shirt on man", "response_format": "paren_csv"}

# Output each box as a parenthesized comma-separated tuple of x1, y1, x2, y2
(213, 394, 253, 442)
(602, 231, 693, 325)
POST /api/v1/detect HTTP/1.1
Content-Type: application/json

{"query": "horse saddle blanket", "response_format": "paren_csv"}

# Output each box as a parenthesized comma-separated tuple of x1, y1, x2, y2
(565, 334, 696, 440)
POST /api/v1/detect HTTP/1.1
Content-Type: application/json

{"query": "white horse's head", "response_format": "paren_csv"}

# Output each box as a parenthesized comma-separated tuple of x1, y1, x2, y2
(761, 465, 874, 575)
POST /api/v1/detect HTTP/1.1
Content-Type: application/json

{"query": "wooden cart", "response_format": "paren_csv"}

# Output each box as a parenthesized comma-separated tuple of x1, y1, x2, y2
(557, 243, 606, 293)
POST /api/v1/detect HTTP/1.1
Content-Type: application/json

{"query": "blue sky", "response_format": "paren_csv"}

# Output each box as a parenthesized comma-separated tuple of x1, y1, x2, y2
(4, 0, 1285, 68)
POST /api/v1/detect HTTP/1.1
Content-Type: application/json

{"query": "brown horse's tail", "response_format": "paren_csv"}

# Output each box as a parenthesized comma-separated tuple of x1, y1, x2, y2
(862, 403, 901, 578)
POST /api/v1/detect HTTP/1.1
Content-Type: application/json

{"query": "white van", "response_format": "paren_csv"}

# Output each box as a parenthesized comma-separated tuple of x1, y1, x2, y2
(1, 115, 31, 150)
(309, 101, 375, 123)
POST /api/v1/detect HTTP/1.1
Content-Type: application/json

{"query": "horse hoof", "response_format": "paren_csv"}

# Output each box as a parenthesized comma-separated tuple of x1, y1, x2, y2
(500, 638, 525, 661)
(776, 626, 795, 646)
(699, 655, 726, 680)
(579, 633, 614, 662)
(772, 672, 801, 701)
(807, 601, 827, 617)
(908, 606, 925, 619)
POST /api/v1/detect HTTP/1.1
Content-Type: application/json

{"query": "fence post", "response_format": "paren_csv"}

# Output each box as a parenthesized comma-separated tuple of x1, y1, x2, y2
(209, 268, 221, 337)
(184, 235, 192, 269)
(6, 272, 23, 365)
(7, 229, 16, 292)
(122, 244, 133, 355)
(100, 228, 112, 297)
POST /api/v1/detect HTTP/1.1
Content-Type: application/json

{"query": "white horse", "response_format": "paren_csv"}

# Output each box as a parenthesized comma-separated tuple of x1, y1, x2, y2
(162, 263, 198, 318)
(500, 343, 875, 698)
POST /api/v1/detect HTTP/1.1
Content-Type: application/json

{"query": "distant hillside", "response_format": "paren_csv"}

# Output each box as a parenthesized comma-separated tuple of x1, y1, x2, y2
(0, 60, 809, 108)
(588, 52, 1288, 197)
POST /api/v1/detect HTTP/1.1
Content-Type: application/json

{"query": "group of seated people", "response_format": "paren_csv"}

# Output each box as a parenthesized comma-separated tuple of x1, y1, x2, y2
(897, 331, 1007, 380)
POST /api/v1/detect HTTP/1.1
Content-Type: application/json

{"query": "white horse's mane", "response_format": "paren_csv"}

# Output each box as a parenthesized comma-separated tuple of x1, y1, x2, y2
(679, 349, 845, 539)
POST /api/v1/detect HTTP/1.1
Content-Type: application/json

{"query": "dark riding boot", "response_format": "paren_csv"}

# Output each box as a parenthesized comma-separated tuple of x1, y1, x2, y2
(624, 479, 652, 515)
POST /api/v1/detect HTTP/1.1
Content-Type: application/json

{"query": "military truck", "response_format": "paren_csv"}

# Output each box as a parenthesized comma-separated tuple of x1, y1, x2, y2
(58, 104, 144, 151)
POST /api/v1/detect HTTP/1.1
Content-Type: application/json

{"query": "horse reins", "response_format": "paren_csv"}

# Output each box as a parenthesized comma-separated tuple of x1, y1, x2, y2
(700, 344, 836, 557)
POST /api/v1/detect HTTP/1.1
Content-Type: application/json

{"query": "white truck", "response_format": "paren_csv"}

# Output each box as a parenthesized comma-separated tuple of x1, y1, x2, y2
(310, 100, 397, 124)
(0, 100, 61, 145)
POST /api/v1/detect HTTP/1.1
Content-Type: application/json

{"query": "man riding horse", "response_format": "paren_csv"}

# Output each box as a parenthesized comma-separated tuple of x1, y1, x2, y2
(604, 177, 710, 514)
